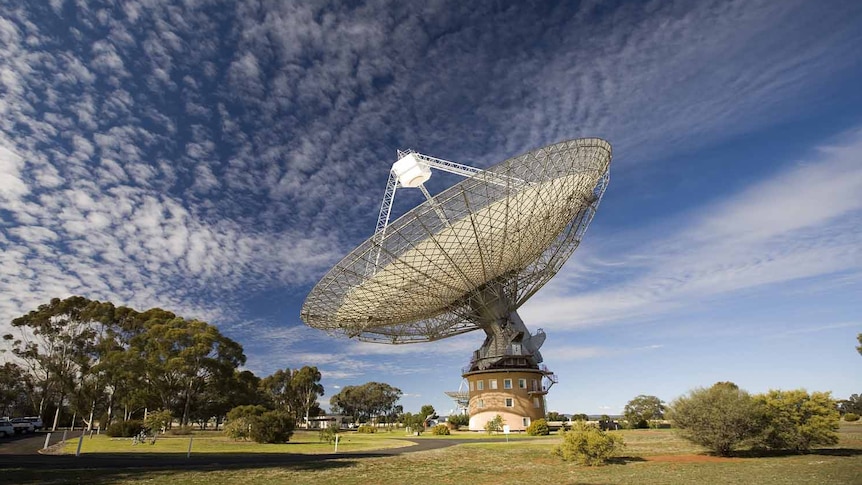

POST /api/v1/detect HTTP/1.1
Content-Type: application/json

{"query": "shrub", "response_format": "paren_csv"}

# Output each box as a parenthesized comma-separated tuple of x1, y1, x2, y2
(319, 423, 339, 444)
(526, 418, 550, 436)
(670, 382, 764, 456)
(484, 414, 504, 434)
(552, 421, 624, 466)
(432, 424, 450, 435)
(356, 424, 376, 433)
(844, 413, 859, 422)
(105, 419, 144, 437)
(248, 411, 294, 443)
(144, 410, 172, 434)
(755, 389, 839, 452)
(225, 405, 269, 441)
(448, 414, 469, 429)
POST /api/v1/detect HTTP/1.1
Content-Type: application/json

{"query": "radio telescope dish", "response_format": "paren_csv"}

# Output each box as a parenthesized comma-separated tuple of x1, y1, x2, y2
(302, 137, 610, 430)
(303, 138, 609, 340)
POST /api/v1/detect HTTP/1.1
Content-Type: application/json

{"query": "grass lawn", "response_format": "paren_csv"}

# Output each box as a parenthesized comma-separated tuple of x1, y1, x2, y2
(58, 429, 412, 455)
(9, 424, 861, 484)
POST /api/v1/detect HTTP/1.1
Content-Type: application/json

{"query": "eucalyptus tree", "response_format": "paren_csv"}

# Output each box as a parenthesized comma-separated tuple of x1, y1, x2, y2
(193, 369, 265, 429)
(330, 382, 402, 423)
(292, 366, 324, 427)
(129, 316, 245, 426)
(0, 362, 34, 416)
(260, 368, 295, 415)
(4, 297, 106, 429)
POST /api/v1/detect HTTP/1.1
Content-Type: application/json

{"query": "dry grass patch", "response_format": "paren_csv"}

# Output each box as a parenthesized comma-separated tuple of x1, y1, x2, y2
(10, 425, 860, 485)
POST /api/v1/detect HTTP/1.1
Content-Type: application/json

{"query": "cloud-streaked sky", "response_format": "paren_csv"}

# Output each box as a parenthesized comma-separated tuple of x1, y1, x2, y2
(1, 0, 860, 415)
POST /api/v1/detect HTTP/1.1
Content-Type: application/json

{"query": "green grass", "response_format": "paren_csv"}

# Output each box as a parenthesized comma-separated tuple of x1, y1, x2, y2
(58, 429, 411, 455)
(11, 424, 860, 485)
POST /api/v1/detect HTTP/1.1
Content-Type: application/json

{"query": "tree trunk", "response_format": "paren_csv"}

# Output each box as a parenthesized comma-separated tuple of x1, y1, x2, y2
(52, 393, 65, 431)
(86, 399, 96, 431)
(181, 381, 193, 427)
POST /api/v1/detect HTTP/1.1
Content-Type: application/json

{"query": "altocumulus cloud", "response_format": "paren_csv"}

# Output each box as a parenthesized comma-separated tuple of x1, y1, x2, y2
(1, 0, 860, 349)
(524, 127, 862, 330)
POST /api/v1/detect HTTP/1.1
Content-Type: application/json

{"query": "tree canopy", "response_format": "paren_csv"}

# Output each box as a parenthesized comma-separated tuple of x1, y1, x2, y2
(624, 394, 665, 428)
(329, 382, 402, 422)
(1, 296, 328, 432)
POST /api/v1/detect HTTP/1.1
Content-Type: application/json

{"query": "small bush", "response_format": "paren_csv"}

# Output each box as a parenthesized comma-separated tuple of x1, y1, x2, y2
(552, 422, 624, 466)
(843, 413, 859, 422)
(356, 424, 376, 433)
(144, 410, 172, 434)
(105, 419, 144, 437)
(432, 424, 450, 435)
(225, 405, 269, 441)
(248, 411, 294, 443)
(484, 414, 504, 434)
(755, 389, 839, 452)
(319, 423, 339, 444)
(526, 418, 550, 436)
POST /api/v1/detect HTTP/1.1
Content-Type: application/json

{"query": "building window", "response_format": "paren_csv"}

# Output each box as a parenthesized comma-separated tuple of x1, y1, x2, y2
(489, 379, 498, 390)
(531, 379, 538, 391)
(477, 399, 484, 408)
(470, 381, 475, 391)
(522, 417, 530, 427)
(533, 397, 541, 409)
(477, 380, 484, 391)
(518, 378, 526, 389)
(505, 398, 514, 407)
(503, 379, 512, 389)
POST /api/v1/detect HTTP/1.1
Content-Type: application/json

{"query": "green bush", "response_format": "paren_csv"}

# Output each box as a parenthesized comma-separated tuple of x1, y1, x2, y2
(105, 419, 144, 437)
(248, 411, 294, 443)
(225, 405, 268, 441)
(447, 414, 469, 428)
(144, 410, 172, 434)
(755, 389, 839, 452)
(552, 421, 624, 466)
(319, 423, 339, 444)
(484, 414, 504, 434)
(844, 413, 859, 422)
(670, 382, 764, 456)
(526, 418, 550, 436)
(356, 424, 376, 433)
(432, 424, 450, 435)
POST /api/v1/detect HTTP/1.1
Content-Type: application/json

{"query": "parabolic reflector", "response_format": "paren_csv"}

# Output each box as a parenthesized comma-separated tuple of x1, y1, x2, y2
(301, 138, 611, 343)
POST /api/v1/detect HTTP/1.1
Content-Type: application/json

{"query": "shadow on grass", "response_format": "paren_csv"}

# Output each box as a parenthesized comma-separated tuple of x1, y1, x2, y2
(606, 455, 647, 465)
(731, 447, 862, 458)
(0, 451, 388, 484)
(4, 458, 359, 485)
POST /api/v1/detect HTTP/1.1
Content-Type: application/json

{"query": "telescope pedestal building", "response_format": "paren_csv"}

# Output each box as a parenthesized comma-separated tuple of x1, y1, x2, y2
(460, 307, 557, 431)
(464, 368, 555, 431)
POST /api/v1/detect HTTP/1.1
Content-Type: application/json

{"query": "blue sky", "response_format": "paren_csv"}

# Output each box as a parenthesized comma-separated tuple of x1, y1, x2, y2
(1, 0, 860, 416)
